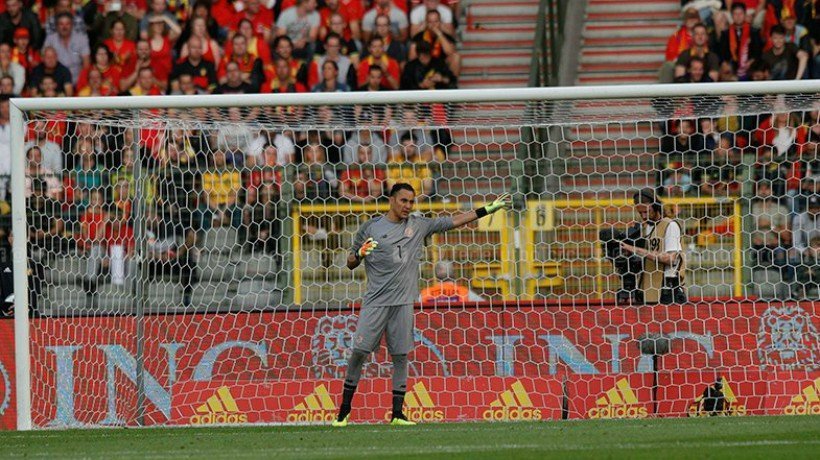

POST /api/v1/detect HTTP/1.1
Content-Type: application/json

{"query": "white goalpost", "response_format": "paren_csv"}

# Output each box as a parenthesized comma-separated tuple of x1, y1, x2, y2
(8, 80, 820, 430)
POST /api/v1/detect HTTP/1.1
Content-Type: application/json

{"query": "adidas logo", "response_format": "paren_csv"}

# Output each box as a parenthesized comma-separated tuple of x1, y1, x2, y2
(688, 377, 747, 417)
(483, 380, 542, 421)
(189, 386, 248, 424)
(588, 378, 648, 419)
(784, 377, 820, 415)
(287, 384, 337, 422)
(384, 382, 444, 422)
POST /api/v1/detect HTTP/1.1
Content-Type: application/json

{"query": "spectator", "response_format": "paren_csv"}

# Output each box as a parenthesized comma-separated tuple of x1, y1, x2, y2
(27, 178, 64, 313)
(179, 16, 223, 64)
(795, 234, 820, 299)
(128, 66, 162, 96)
(0, 96, 9, 199)
(410, 0, 455, 37)
(212, 0, 239, 32)
(387, 133, 436, 198)
(293, 143, 336, 200)
(43, 11, 90, 85)
(0, 0, 44, 48)
(420, 260, 485, 303)
(355, 66, 392, 124)
(139, 0, 182, 41)
(312, 60, 349, 92)
(10, 27, 40, 75)
(0, 75, 11, 94)
(750, 180, 794, 300)
(271, 35, 309, 86)
(177, 0, 225, 51)
(308, 33, 356, 89)
(36, 74, 64, 97)
(362, 0, 408, 42)
(92, 1, 140, 43)
(111, 178, 132, 221)
(215, 60, 257, 94)
(699, 135, 742, 197)
(229, 18, 272, 65)
(24, 145, 61, 199)
(146, 17, 174, 88)
(343, 129, 387, 164)
(778, 8, 810, 49)
(276, 0, 321, 59)
(747, 58, 771, 80)
(241, 181, 280, 256)
(217, 33, 265, 90)
(0, 43, 24, 94)
(719, 3, 763, 80)
(762, 25, 809, 79)
(755, 111, 808, 158)
(262, 56, 308, 93)
(791, 195, 820, 270)
(358, 36, 400, 90)
(72, 150, 105, 205)
(662, 164, 694, 197)
(410, 9, 460, 76)
(76, 44, 122, 94)
(401, 40, 456, 90)
(338, 144, 386, 202)
(144, 204, 199, 308)
(660, 8, 700, 83)
(316, 12, 360, 63)
(675, 23, 720, 82)
(678, 56, 714, 82)
(44, 0, 90, 36)
(78, 189, 109, 302)
(235, 0, 275, 43)
(370, 14, 407, 66)
(319, 0, 362, 43)
(202, 149, 241, 227)
(104, 210, 135, 287)
(170, 36, 218, 93)
(103, 19, 137, 77)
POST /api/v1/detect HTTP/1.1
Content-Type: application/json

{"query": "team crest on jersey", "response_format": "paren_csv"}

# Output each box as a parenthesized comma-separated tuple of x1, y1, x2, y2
(404, 227, 414, 238)
(757, 305, 819, 371)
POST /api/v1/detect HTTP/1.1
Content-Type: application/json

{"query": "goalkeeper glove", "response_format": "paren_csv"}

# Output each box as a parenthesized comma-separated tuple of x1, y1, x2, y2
(485, 193, 512, 214)
(357, 237, 379, 259)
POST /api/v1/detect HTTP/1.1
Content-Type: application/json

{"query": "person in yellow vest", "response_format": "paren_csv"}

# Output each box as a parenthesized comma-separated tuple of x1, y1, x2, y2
(419, 260, 484, 303)
(620, 189, 687, 304)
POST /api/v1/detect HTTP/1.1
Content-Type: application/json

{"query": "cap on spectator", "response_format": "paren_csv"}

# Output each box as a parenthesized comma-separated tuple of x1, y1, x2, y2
(781, 8, 796, 20)
(809, 195, 820, 208)
(13, 27, 30, 39)
(683, 8, 700, 20)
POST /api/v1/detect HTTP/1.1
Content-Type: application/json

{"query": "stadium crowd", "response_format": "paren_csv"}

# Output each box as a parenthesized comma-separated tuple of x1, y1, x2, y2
(658, 1, 819, 299)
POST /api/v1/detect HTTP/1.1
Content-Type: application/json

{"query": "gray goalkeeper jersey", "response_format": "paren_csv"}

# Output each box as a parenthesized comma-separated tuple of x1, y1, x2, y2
(352, 214, 454, 307)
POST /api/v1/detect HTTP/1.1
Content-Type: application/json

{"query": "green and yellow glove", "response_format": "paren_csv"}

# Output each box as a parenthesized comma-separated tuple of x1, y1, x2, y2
(485, 193, 512, 214)
(357, 237, 379, 259)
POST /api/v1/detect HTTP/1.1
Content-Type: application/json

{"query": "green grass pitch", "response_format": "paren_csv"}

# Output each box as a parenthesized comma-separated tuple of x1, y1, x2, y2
(1, 416, 818, 459)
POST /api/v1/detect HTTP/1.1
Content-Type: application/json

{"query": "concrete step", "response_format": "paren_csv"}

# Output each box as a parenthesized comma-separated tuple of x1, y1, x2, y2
(577, 74, 660, 85)
(462, 54, 532, 67)
(569, 121, 657, 141)
(579, 61, 661, 73)
(587, 1, 680, 13)
(470, 4, 541, 17)
(580, 47, 665, 63)
(458, 76, 529, 88)
(587, 11, 680, 21)
(583, 36, 667, 47)
(584, 23, 678, 38)
(460, 39, 534, 50)
(462, 29, 535, 42)
(462, 64, 531, 76)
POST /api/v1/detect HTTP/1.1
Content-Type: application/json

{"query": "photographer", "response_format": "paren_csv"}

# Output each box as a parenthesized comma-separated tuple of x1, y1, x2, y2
(619, 189, 687, 304)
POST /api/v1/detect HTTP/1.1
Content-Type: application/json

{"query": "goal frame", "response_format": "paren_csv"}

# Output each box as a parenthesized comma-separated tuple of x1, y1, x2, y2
(9, 80, 820, 430)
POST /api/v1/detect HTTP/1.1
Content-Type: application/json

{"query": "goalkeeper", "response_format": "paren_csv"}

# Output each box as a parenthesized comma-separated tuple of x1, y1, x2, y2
(333, 183, 511, 426)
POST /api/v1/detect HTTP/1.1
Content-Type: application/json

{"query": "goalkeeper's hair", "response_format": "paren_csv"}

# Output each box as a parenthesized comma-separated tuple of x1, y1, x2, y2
(389, 183, 416, 197)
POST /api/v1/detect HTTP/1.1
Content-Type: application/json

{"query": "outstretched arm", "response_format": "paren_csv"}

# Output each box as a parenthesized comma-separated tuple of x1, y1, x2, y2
(451, 194, 511, 228)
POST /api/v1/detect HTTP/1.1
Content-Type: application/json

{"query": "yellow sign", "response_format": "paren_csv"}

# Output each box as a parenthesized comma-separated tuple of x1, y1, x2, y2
(385, 382, 444, 422)
(688, 378, 747, 417)
(784, 377, 820, 415)
(588, 378, 648, 419)
(189, 386, 248, 425)
(483, 380, 542, 421)
(287, 384, 337, 422)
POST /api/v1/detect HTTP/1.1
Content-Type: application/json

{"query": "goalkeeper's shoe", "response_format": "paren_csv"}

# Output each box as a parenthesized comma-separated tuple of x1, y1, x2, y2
(331, 414, 350, 427)
(389, 413, 417, 426)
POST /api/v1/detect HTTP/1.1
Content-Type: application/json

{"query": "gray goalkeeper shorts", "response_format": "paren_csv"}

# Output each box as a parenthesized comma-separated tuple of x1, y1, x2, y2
(352, 304, 414, 355)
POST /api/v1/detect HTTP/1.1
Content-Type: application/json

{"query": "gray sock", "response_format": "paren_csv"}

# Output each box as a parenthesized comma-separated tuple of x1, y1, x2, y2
(339, 349, 369, 420)
(391, 354, 408, 394)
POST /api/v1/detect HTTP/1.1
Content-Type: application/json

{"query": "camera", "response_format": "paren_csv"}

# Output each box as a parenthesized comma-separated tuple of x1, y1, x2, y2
(599, 224, 645, 305)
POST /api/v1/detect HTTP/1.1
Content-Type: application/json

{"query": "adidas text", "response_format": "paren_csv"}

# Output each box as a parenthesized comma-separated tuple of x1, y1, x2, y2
(588, 405, 648, 419)
(190, 413, 248, 424)
(784, 402, 820, 415)
(383, 408, 444, 422)
(482, 407, 542, 421)
(287, 410, 336, 422)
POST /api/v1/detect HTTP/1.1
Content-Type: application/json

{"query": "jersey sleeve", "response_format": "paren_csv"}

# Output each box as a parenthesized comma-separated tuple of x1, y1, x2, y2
(351, 220, 372, 256)
(422, 216, 454, 237)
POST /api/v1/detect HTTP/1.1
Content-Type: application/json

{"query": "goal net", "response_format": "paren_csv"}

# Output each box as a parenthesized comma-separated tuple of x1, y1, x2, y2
(5, 82, 820, 429)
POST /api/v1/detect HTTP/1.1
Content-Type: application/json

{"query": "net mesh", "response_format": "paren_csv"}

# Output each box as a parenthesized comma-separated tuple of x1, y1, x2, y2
(13, 89, 820, 426)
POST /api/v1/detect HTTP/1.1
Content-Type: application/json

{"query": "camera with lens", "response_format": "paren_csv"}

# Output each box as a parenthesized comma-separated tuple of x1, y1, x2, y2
(599, 224, 645, 305)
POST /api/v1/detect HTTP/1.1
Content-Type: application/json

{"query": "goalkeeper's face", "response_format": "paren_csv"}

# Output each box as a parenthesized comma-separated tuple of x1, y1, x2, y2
(389, 189, 415, 220)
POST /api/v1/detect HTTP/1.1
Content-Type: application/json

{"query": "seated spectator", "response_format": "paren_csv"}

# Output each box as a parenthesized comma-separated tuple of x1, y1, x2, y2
(76, 44, 123, 94)
(10, 27, 41, 76)
(343, 129, 387, 164)
(308, 33, 356, 89)
(24, 131, 62, 173)
(338, 144, 385, 202)
(179, 16, 223, 65)
(146, 16, 174, 88)
(355, 66, 392, 124)
(128, 66, 162, 95)
(0, 43, 24, 94)
(319, 0, 362, 43)
(92, 1, 140, 43)
(0, 75, 12, 94)
(362, 0, 408, 42)
(177, 1, 225, 51)
(0, 0, 44, 48)
(662, 163, 694, 197)
(234, 0, 275, 43)
(316, 12, 360, 63)
(26, 178, 64, 312)
(262, 56, 308, 93)
(795, 234, 820, 299)
(420, 260, 485, 303)
(762, 25, 809, 79)
(139, 0, 182, 41)
(719, 3, 763, 80)
(43, 12, 90, 85)
(217, 33, 265, 90)
(747, 58, 771, 81)
(750, 181, 794, 300)
(202, 150, 241, 227)
(755, 112, 808, 159)
(410, 0, 455, 37)
(111, 178, 132, 221)
(312, 60, 349, 92)
(44, 0, 90, 36)
(78, 67, 118, 96)
(777, 8, 810, 49)
(170, 36, 218, 93)
(211, 0, 240, 33)
(28, 46, 73, 96)
(24, 145, 61, 199)
(215, 61, 257, 94)
(675, 23, 720, 82)
(358, 36, 400, 90)
(294, 143, 336, 200)
(104, 210, 135, 287)
(228, 18, 272, 65)
(660, 8, 700, 83)
(144, 205, 199, 308)
(387, 134, 435, 198)
(270, 35, 309, 86)
(401, 41, 456, 90)
(276, 0, 321, 59)
(103, 19, 137, 77)
(36, 74, 65, 97)
(242, 181, 280, 255)
(699, 138, 742, 197)
(410, 9, 460, 76)
(370, 14, 407, 66)
(791, 195, 820, 297)
(677, 55, 715, 82)
(78, 189, 109, 301)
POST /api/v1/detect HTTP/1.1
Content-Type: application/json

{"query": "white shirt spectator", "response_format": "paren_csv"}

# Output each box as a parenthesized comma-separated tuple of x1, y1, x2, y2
(343, 131, 387, 164)
(410, 4, 453, 27)
(276, 6, 321, 43)
(0, 61, 25, 95)
(362, 8, 408, 38)
(0, 118, 10, 200)
(43, 31, 90, 84)
(25, 140, 63, 173)
(273, 133, 296, 166)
